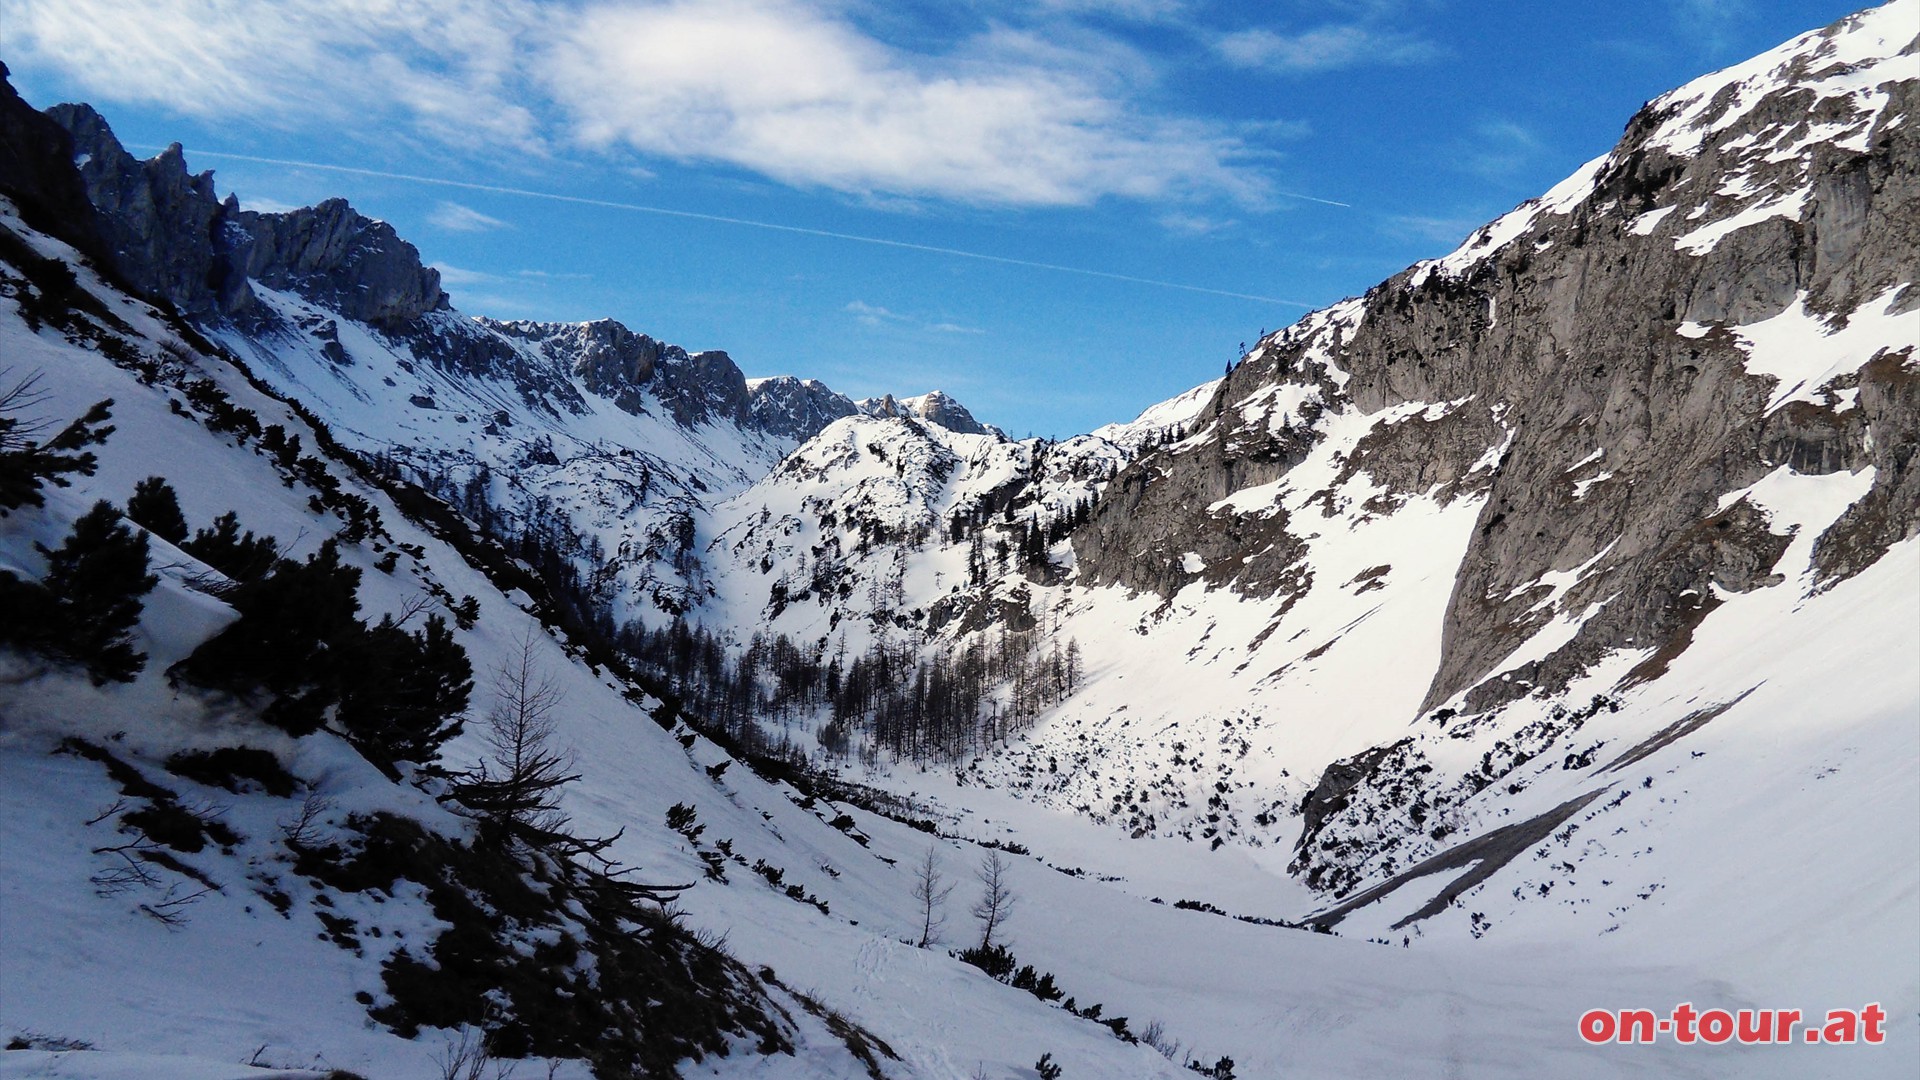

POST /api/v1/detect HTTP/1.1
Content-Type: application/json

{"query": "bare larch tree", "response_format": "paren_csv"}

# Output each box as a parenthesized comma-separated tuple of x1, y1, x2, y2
(912, 844, 955, 948)
(971, 850, 1015, 950)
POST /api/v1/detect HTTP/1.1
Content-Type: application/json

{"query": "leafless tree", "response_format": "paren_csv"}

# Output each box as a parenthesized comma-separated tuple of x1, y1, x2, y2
(0, 369, 53, 446)
(435, 1024, 515, 1080)
(456, 633, 578, 847)
(971, 850, 1015, 950)
(392, 589, 437, 627)
(84, 797, 132, 827)
(278, 791, 336, 848)
(1140, 1018, 1184, 1062)
(90, 834, 164, 895)
(138, 881, 215, 929)
(910, 844, 954, 948)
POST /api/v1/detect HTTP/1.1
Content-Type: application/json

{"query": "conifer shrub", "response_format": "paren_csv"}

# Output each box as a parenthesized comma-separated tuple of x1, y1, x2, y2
(126, 476, 188, 544)
(0, 500, 159, 683)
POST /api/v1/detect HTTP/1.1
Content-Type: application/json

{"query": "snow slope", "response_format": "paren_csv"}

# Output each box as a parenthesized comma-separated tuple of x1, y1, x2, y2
(4, 4, 1918, 1077)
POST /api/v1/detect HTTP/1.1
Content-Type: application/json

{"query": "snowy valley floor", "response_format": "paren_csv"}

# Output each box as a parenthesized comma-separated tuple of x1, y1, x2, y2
(6, 696, 1914, 1080)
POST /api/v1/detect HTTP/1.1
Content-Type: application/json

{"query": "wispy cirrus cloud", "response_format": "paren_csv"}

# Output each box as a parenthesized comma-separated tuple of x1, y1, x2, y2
(427, 200, 510, 232)
(3, 0, 1272, 208)
(1449, 119, 1547, 180)
(1381, 213, 1487, 246)
(237, 194, 301, 214)
(1215, 22, 1441, 74)
(845, 300, 982, 334)
(1677, 0, 1753, 57)
(545, 0, 1263, 206)
(429, 263, 504, 287)
(0, 0, 543, 145)
(1157, 212, 1234, 236)
(1028, 0, 1185, 20)
(845, 300, 904, 327)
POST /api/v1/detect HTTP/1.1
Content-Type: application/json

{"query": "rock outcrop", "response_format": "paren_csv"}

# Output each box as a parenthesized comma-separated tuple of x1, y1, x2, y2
(44, 103, 445, 327)
(747, 375, 859, 442)
(899, 390, 993, 436)
(485, 318, 755, 429)
(1074, 5, 1919, 718)
(0, 63, 109, 265)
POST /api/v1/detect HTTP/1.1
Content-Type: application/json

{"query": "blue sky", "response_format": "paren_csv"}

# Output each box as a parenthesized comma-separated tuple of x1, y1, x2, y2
(3, 0, 1870, 436)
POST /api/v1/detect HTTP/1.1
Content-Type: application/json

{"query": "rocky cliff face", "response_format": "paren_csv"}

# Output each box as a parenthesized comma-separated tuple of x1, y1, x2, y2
(483, 317, 758, 429)
(238, 198, 447, 327)
(857, 389, 998, 436)
(1075, 5, 1917, 720)
(747, 375, 859, 442)
(45, 104, 447, 328)
(0, 66, 111, 268)
(897, 390, 994, 436)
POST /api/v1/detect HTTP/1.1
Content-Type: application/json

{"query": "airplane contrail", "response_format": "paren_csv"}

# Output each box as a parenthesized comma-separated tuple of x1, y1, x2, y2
(133, 146, 1321, 309)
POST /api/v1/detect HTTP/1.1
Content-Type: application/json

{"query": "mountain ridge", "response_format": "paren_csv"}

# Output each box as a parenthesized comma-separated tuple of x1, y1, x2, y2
(1, 7, 1916, 1076)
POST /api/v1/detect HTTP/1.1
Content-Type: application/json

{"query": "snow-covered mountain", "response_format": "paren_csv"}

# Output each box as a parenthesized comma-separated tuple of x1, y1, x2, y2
(2, 3, 1918, 1078)
(29, 98, 1020, 632)
(0, 64, 1241, 1080)
(698, 0, 1918, 941)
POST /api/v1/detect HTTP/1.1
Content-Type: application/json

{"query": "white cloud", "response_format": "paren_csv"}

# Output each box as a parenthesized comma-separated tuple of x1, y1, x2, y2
(4, 0, 1268, 207)
(1029, 0, 1184, 20)
(1215, 23, 1440, 74)
(845, 300, 902, 326)
(1382, 213, 1485, 246)
(236, 194, 300, 214)
(427, 200, 510, 232)
(542, 0, 1262, 206)
(1677, 0, 1752, 56)
(1157, 211, 1232, 236)
(1451, 119, 1545, 180)
(846, 300, 981, 335)
(430, 263, 505, 286)
(1, 0, 543, 146)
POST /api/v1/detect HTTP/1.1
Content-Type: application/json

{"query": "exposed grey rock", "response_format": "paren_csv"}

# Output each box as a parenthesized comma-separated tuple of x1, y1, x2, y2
(45, 103, 244, 318)
(486, 317, 663, 415)
(859, 390, 998, 437)
(664, 348, 756, 430)
(484, 318, 755, 429)
(1074, 6, 1919, 723)
(0, 63, 110, 264)
(1294, 741, 1411, 857)
(903, 390, 991, 435)
(1068, 9, 1919, 903)
(45, 102, 445, 327)
(238, 197, 446, 327)
(747, 376, 859, 442)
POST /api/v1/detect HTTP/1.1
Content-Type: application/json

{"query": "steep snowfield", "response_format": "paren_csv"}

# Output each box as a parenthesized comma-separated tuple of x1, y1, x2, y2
(702, 378, 1218, 654)
(685, 0, 1920, 1035)
(0, 203, 1179, 1078)
(211, 290, 787, 625)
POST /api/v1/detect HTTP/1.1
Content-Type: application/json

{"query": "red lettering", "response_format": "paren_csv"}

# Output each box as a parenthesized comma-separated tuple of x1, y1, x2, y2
(1863, 1003, 1886, 1044)
(1672, 1002, 1698, 1044)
